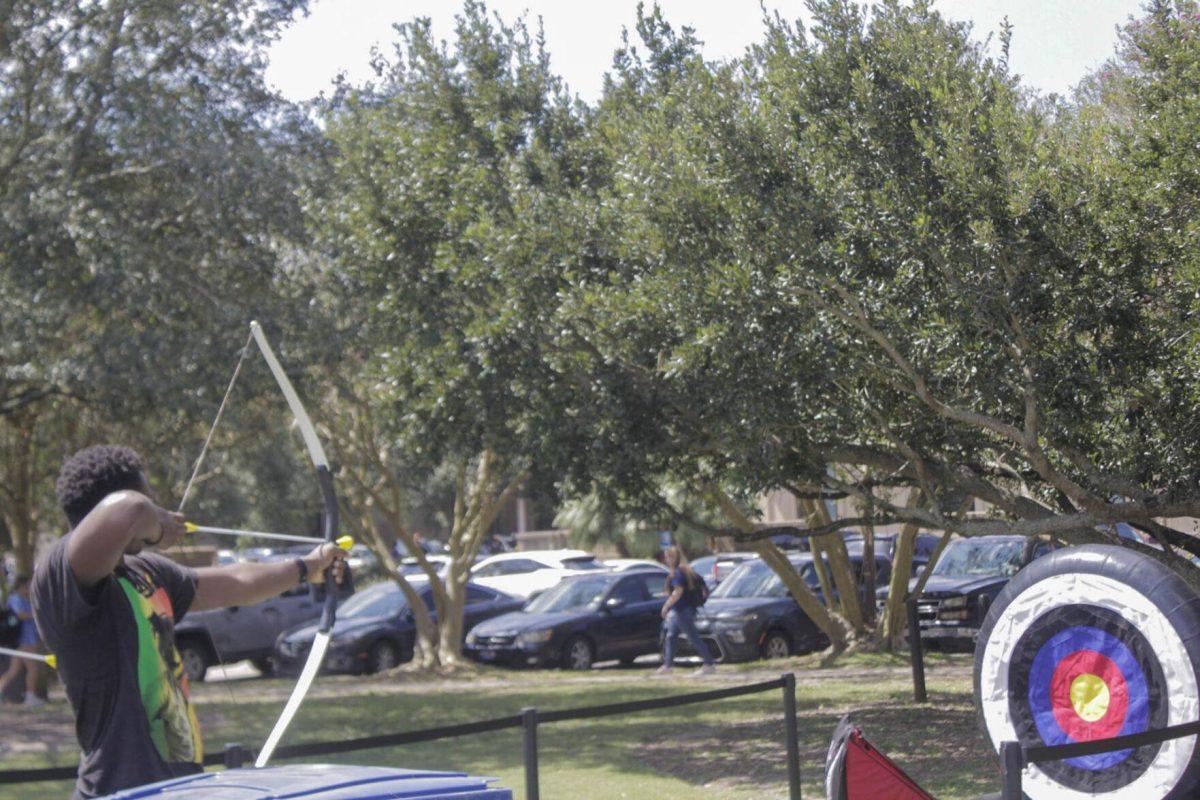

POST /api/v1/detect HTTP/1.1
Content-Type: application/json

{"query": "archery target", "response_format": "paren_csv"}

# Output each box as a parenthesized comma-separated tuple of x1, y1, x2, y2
(975, 545, 1200, 800)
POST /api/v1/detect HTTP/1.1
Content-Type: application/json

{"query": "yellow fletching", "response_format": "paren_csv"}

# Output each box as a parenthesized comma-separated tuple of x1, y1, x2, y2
(45, 654, 57, 670)
(184, 522, 198, 533)
(336, 536, 354, 551)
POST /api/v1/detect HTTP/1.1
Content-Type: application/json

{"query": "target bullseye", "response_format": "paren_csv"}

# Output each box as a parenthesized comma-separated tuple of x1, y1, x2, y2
(1070, 673, 1110, 722)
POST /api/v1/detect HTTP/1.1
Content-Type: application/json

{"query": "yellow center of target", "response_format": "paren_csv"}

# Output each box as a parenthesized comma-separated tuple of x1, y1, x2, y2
(1069, 673, 1111, 722)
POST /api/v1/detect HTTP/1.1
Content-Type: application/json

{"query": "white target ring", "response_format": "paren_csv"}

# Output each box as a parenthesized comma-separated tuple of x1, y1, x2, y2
(978, 564, 1200, 800)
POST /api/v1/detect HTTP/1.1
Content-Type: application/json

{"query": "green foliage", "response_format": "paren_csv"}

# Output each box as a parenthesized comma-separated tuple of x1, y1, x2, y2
(1, 0, 322, 549)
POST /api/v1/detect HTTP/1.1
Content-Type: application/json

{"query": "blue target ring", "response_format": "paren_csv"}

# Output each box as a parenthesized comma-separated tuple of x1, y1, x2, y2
(1028, 626, 1149, 770)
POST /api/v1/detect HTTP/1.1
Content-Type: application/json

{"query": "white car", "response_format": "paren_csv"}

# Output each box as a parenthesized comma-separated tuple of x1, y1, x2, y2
(604, 558, 668, 574)
(470, 550, 606, 599)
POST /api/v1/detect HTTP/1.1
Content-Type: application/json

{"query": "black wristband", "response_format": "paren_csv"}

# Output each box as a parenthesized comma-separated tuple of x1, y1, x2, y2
(294, 558, 309, 585)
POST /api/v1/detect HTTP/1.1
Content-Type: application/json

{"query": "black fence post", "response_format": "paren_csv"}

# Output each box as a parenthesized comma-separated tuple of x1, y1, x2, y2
(782, 673, 802, 800)
(1001, 741, 1024, 800)
(522, 707, 540, 800)
(906, 596, 927, 703)
(223, 743, 247, 769)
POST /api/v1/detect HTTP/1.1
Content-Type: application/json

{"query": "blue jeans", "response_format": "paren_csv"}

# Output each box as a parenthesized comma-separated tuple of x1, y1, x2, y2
(663, 606, 713, 666)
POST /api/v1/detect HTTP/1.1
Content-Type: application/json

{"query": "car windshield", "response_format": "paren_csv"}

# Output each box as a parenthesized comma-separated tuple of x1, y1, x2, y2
(338, 584, 409, 619)
(525, 577, 612, 613)
(711, 560, 820, 599)
(932, 539, 1023, 578)
(560, 556, 605, 571)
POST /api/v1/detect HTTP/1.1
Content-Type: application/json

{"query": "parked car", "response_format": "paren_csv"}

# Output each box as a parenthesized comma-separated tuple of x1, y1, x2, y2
(906, 535, 1060, 650)
(394, 538, 449, 559)
(683, 553, 888, 663)
(274, 578, 522, 675)
(176, 579, 355, 682)
(464, 571, 669, 670)
(603, 558, 668, 574)
(844, 532, 941, 574)
(690, 552, 756, 590)
(470, 550, 607, 599)
(400, 554, 451, 577)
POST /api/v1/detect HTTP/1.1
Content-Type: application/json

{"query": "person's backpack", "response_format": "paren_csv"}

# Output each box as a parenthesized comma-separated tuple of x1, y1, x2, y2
(0, 606, 20, 648)
(685, 573, 709, 607)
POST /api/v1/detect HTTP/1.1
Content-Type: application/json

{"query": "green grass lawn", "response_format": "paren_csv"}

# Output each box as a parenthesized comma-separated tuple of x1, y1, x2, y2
(0, 655, 999, 799)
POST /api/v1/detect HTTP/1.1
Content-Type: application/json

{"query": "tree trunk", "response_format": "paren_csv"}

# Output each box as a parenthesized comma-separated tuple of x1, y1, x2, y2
(802, 498, 864, 633)
(437, 451, 526, 666)
(861, 523, 876, 627)
(2, 414, 39, 578)
(912, 529, 953, 597)
(807, 534, 836, 608)
(355, 508, 441, 668)
(881, 519, 921, 651)
(438, 559, 468, 664)
(711, 488, 847, 651)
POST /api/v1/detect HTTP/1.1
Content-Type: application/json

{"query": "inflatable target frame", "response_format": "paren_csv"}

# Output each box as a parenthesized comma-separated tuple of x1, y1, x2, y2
(975, 544, 1200, 800)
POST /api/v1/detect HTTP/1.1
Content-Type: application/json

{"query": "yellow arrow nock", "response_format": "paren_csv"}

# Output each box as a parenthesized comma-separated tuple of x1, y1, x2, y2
(45, 654, 57, 670)
(336, 536, 355, 551)
(184, 522, 198, 533)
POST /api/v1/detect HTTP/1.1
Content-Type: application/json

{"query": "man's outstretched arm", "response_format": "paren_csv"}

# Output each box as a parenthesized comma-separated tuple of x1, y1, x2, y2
(191, 545, 345, 612)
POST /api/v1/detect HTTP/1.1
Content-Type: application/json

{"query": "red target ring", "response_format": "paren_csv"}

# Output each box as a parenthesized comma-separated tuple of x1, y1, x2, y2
(1049, 650, 1129, 741)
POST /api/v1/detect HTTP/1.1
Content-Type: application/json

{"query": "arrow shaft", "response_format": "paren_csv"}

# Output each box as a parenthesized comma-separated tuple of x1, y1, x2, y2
(0, 645, 51, 664)
(189, 524, 323, 546)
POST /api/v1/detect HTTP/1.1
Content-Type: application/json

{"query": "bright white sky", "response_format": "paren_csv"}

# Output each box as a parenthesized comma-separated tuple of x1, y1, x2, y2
(266, 0, 1146, 102)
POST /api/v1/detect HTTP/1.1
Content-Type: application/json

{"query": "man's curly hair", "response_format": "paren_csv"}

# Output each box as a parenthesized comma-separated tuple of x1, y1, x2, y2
(56, 445, 146, 527)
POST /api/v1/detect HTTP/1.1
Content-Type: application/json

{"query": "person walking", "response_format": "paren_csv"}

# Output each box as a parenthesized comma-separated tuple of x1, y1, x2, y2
(656, 545, 716, 676)
(0, 575, 44, 706)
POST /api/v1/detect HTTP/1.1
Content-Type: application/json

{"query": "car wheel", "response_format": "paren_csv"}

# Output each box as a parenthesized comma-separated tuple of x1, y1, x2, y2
(562, 636, 593, 671)
(369, 640, 400, 674)
(761, 630, 792, 659)
(177, 639, 210, 683)
(251, 657, 275, 677)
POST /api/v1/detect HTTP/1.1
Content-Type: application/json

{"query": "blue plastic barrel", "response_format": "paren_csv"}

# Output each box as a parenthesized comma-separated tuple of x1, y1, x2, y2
(98, 765, 513, 799)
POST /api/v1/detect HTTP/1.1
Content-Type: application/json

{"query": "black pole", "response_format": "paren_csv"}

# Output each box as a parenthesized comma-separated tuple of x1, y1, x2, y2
(906, 596, 927, 703)
(522, 707, 540, 800)
(1000, 741, 1024, 800)
(223, 743, 247, 769)
(782, 673, 802, 800)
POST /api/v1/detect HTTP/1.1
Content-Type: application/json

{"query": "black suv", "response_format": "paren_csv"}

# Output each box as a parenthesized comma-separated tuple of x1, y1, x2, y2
(909, 535, 1059, 650)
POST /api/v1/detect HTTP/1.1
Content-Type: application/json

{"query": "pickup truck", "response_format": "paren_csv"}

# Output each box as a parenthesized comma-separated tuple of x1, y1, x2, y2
(907, 535, 1059, 650)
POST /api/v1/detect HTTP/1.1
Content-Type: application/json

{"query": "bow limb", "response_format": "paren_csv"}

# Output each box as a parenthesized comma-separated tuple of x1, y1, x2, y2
(248, 320, 340, 768)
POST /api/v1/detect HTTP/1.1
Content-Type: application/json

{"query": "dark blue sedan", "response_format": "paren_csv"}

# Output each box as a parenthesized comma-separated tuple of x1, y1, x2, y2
(464, 571, 668, 670)
(274, 578, 523, 675)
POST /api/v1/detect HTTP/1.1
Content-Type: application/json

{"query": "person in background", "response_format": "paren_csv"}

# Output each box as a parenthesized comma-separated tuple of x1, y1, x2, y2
(0, 575, 44, 706)
(656, 545, 716, 676)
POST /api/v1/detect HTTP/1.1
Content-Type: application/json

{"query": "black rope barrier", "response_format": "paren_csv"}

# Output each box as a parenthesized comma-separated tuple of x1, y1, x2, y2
(1025, 718, 1200, 763)
(0, 765, 78, 784)
(539, 677, 785, 723)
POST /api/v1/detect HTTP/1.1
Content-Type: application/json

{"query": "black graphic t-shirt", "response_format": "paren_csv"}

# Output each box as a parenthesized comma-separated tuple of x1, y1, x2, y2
(32, 536, 203, 799)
